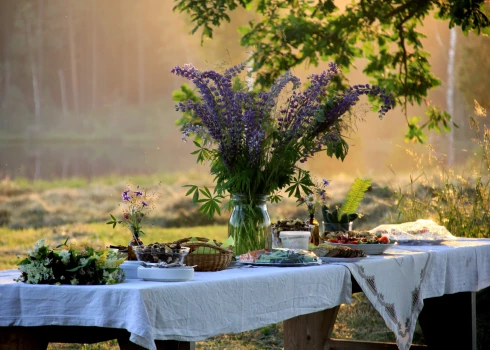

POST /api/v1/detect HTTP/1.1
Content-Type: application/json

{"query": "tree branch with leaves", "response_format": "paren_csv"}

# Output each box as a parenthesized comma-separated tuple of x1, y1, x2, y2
(173, 0, 490, 142)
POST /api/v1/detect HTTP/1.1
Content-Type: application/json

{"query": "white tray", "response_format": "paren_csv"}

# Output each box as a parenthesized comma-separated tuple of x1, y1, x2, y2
(320, 256, 366, 263)
(137, 266, 194, 282)
(329, 242, 394, 255)
(394, 239, 445, 246)
(120, 261, 142, 279)
(236, 261, 321, 267)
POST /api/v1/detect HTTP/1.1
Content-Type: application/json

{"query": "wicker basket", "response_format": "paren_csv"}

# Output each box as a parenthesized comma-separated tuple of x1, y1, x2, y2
(173, 237, 233, 272)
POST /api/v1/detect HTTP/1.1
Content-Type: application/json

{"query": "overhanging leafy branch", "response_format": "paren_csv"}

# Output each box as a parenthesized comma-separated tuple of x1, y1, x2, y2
(173, 0, 490, 142)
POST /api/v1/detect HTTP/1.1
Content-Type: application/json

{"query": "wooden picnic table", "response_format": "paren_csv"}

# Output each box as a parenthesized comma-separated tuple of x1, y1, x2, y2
(1, 240, 488, 350)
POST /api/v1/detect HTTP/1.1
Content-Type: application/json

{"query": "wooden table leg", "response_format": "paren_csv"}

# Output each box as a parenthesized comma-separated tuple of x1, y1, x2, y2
(0, 327, 194, 350)
(0, 327, 48, 350)
(154, 340, 195, 350)
(283, 306, 340, 350)
(117, 332, 195, 350)
(418, 291, 476, 350)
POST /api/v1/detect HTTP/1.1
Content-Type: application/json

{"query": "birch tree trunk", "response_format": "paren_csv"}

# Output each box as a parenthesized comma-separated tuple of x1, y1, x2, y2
(446, 27, 457, 167)
(33, 150, 41, 181)
(91, 0, 97, 110)
(123, 28, 129, 102)
(137, 14, 145, 105)
(0, 61, 10, 130)
(3, 62, 10, 103)
(68, 6, 79, 113)
(58, 69, 68, 118)
(1, 2, 10, 107)
(37, 0, 44, 104)
(25, 21, 41, 126)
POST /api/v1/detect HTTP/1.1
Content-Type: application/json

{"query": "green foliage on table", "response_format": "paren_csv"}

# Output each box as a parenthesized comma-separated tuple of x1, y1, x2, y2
(173, 0, 490, 142)
(322, 207, 357, 231)
(16, 239, 125, 285)
(339, 178, 372, 219)
(322, 178, 372, 230)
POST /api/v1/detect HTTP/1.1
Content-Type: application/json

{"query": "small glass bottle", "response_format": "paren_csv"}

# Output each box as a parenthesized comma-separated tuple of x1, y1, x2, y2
(309, 213, 320, 246)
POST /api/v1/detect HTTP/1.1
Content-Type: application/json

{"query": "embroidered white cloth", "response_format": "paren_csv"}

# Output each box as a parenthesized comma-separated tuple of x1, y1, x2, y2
(337, 239, 490, 350)
(0, 264, 351, 350)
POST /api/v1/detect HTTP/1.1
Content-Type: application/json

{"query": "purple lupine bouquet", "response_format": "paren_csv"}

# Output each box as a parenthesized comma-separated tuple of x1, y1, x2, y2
(171, 62, 394, 217)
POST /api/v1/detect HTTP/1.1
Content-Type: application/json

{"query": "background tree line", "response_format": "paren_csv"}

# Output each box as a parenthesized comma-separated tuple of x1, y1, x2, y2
(175, 0, 490, 143)
(0, 0, 248, 140)
(0, 0, 488, 149)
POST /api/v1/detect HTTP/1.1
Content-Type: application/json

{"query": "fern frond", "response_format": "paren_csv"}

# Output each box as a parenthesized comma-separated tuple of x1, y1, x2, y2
(339, 178, 372, 218)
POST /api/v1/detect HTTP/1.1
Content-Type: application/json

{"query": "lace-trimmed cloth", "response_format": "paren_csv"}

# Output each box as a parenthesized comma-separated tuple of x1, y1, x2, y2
(339, 240, 490, 350)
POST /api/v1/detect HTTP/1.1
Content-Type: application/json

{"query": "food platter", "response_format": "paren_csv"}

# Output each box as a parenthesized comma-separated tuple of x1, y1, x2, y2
(320, 256, 366, 263)
(237, 248, 321, 267)
(394, 239, 445, 246)
(328, 242, 394, 255)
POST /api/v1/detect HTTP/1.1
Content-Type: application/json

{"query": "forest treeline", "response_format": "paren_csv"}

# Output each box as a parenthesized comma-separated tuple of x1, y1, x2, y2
(0, 0, 488, 143)
(0, 0, 248, 140)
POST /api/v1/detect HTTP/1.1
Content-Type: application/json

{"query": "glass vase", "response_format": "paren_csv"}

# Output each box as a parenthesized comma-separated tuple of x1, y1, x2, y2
(228, 194, 271, 256)
(127, 226, 143, 261)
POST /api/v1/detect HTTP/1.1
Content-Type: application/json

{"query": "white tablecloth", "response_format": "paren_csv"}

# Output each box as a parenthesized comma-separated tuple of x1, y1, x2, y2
(3, 239, 490, 350)
(0, 264, 352, 350)
(336, 239, 490, 350)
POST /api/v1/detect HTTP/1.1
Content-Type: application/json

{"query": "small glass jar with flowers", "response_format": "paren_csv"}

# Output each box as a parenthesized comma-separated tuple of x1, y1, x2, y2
(297, 179, 330, 245)
(107, 186, 156, 259)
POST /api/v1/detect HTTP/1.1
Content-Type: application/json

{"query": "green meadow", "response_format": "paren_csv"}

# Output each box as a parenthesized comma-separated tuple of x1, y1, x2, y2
(1, 110, 489, 348)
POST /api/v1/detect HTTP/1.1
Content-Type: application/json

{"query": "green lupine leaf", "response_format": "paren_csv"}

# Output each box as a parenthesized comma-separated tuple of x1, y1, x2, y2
(184, 185, 197, 196)
(192, 189, 200, 203)
(221, 199, 234, 212)
(270, 194, 282, 203)
(198, 201, 210, 212)
(203, 186, 212, 197)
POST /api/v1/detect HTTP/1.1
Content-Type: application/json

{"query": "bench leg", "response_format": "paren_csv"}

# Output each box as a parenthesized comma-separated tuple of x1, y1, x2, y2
(283, 306, 340, 350)
(418, 291, 476, 350)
